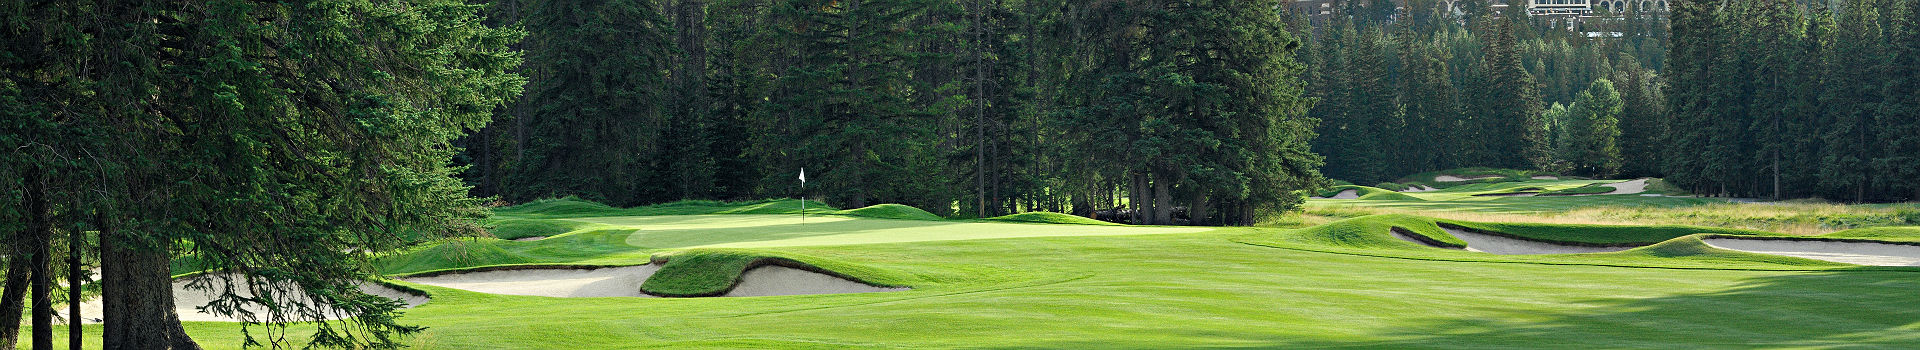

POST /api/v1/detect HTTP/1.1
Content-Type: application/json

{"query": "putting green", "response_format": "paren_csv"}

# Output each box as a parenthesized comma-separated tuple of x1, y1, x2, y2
(567, 214, 1210, 249)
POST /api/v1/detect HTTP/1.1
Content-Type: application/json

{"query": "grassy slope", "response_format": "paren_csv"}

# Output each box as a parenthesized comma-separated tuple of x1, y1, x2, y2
(1316, 185, 1425, 201)
(1308, 178, 1721, 214)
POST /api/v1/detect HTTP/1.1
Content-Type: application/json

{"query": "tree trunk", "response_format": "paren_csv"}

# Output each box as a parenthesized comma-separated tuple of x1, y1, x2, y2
(1152, 174, 1172, 225)
(1131, 173, 1149, 225)
(101, 219, 197, 350)
(1190, 193, 1210, 226)
(69, 217, 84, 348)
(26, 167, 52, 350)
(0, 256, 30, 350)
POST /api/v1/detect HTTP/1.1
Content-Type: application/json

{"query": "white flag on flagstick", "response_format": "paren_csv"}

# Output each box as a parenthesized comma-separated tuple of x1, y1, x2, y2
(799, 168, 806, 183)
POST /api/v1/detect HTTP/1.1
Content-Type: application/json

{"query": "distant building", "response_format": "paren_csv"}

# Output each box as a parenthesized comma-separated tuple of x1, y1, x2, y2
(1285, 0, 1667, 22)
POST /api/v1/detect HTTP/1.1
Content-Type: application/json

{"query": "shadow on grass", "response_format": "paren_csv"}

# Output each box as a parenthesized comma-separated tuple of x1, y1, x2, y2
(983, 268, 1920, 349)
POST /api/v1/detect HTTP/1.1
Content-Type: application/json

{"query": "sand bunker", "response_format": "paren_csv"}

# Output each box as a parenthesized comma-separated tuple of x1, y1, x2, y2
(1473, 192, 1538, 197)
(1600, 179, 1649, 195)
(1435, 175, 1503, 182)
(1531, 176, 1559, 180)
(512, 236, 547, 242)
(1400, 185, 1440, 193)
(1394, 226, 1634, 255)
(402, 265, 660, 298)
(722, 266, 909, 297)
(1311, 189, 1360, 199)
(62, 273, 426, 324)
(403, 264, 905, 298)
(1701, 238, 1920, 266)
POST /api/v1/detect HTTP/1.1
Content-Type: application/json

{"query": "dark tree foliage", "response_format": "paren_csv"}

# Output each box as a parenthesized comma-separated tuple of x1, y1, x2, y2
(1663, 0, 1920, 202)
(2, 0, 523, 348)
(1295, 3, 1663, 184)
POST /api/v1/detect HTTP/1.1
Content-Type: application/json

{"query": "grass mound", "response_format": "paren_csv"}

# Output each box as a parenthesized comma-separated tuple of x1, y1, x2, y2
(640, 249, 909, 297)
(837, 204, 943, 221)
(501, 197, 621, 216)
(1820, 227, 1920, 242)
(1315, 185, 1425, 201)
(1394, 167, 1557, 188)
(1600, 235, 1851, 267)
(487, 219, 594, 240)
(377, 228, 649, 275)
(1231, 214, 1866, 270)
(1539, 184, 1617, 196)
(985, 212, 1120, 226)
(497, 198, 839, 218)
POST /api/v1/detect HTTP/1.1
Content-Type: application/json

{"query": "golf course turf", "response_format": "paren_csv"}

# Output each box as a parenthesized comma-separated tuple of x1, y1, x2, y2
(30, 197, 1920, 349)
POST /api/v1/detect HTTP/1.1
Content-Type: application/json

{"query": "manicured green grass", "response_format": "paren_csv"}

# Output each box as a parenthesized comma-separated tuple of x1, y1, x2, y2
(834, 204, 943, 221)
(33, 200, 1920, 349)
(640, 249, 913, 296)
(983, 212, 1122, 226)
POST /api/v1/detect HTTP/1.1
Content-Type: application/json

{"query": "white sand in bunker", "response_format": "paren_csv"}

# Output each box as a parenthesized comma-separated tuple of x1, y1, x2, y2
(61, 273, 426, 324)
(512, 236, 547, 241)
(722, 266, 908, 297)
(1531, 176, 1559, 180)
(1310, 189, 1359, 199)
(1701, 238, 1920, 266)
(1394, 227, 1634, 255)
(1599, 178, 1649, 195)
(1434, 175, 1502, 182)
(401, 265, 661, 298)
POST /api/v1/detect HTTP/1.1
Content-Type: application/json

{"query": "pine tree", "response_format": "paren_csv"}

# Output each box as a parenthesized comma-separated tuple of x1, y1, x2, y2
(1477, 17, 1549, 170)
(510, 0, 675, 206)
(1565, 79, 1625, 177)
(1877, 0, 1920, 201)
(1819, 0, 1888, 202)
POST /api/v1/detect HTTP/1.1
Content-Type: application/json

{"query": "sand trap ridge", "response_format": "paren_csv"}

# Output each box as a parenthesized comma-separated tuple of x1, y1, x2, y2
(1701, 238, 1920, 266)
(1400, 185, 1440, 193)
(1310, 189, 1360, 199)
(1435, 175, 1503, 182)
(62, 273, 427, 324)
(402, 265, 660, 298)
(402, 264, 906, 298)
(722, 266, 909, 297)
(1599, 179, 1649, 195)
(512, 236, 547, 242)
(1531, 176, 1559, 180)
(1394, 226, 1634, 255)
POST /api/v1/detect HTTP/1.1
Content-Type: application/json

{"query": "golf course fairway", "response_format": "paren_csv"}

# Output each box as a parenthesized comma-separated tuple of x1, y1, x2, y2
(31, 200, 1920, 349)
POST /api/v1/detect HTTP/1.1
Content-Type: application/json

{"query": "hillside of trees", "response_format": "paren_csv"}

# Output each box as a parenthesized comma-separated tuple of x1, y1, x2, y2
(1665, 0, 1920, 202)
(462, 0, 1327, 225)
(1303, 2, 1670, 185)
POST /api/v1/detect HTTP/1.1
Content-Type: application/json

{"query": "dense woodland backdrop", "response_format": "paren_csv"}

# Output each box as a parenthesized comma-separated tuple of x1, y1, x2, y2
(5, 0, 1920, 348)
(462, 0, 1326, 225)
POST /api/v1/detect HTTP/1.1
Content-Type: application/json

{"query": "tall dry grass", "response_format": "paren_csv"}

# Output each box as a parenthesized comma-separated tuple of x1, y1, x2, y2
(1297, 202, 1920, 235)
